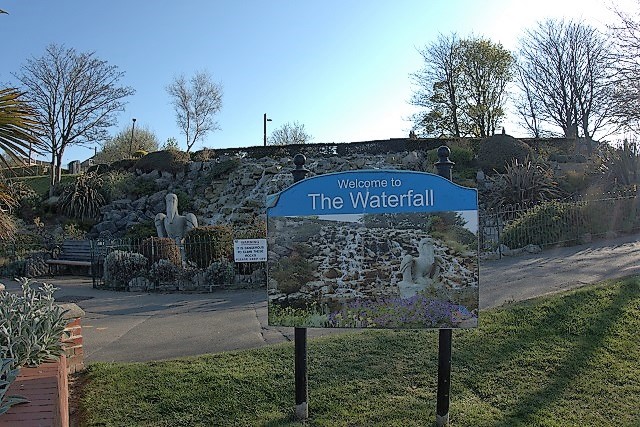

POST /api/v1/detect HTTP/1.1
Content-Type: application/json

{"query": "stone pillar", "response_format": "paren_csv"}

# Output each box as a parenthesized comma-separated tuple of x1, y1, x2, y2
(60, 303, 85, 374)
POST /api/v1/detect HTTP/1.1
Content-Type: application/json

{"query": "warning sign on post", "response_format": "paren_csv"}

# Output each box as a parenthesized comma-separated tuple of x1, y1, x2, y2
(234, 239, 268, 262)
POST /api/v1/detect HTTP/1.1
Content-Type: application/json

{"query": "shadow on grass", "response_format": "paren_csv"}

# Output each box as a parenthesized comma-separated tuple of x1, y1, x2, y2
(455, 277, 639, 426)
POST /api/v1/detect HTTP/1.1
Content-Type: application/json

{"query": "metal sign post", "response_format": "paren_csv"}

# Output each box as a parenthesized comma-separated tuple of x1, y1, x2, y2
(435, 146, 455, 427)
(266, 148, 476, 425)
(291, 154, 310, 421)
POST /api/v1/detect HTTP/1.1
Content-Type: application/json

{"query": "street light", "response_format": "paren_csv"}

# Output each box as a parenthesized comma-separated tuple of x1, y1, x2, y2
(129, 118, 136, 157)
(264, 113, 272, 146)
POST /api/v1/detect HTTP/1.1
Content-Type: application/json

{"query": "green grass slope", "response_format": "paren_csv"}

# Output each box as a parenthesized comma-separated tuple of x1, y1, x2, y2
(78, 277, 640, 426)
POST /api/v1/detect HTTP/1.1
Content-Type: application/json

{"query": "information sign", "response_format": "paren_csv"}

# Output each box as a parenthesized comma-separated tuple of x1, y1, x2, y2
(267, 170, 479, 329)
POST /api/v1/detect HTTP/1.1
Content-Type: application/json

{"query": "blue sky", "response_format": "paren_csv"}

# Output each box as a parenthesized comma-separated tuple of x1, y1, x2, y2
(0, 0, 626, 164)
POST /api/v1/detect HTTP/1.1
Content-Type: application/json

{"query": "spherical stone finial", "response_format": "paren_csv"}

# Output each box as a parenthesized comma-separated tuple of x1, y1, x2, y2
(437, 145, 451, 161)
(293, 153, 306, 167)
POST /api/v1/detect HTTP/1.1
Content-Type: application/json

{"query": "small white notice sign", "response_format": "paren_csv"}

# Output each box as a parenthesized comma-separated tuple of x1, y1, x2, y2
(233, 239, 268, 262)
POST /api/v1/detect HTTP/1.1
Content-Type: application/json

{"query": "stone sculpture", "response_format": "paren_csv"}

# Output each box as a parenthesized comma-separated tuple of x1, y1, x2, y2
(155, 193, 198, 243)
(398, 238, 439, 298)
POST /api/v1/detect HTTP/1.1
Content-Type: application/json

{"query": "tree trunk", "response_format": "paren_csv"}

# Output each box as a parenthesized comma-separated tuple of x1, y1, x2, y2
(55, 151, 63, 185)
(49, 152, 56, 197)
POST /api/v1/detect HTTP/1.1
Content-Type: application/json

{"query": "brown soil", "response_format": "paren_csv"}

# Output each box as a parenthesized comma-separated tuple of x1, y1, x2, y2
(68, 371, 89, 427)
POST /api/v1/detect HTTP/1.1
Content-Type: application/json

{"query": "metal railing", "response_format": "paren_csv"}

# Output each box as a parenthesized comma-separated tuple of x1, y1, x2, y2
(95, 236, 266, 291)
(479, 194, 639, 255)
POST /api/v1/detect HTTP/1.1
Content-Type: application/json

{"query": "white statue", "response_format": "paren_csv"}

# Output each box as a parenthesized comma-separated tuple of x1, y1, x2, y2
(155, 193, 198, 244)
(398, 238, 438, 298)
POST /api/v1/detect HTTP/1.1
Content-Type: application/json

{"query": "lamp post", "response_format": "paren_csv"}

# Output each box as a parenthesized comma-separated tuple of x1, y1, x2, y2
(129, 118, 136, 157)
(264, 113, 272, 146)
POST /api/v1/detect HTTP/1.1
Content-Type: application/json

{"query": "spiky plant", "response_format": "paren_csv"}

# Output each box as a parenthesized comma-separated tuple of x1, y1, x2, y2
(58, 172, 106, 221)
(600, 139, 640, 188)
(484, 156, 562, 208)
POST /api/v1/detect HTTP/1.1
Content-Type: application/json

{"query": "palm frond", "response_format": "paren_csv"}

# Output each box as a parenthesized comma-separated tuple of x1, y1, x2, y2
(0, 88, 42, 168)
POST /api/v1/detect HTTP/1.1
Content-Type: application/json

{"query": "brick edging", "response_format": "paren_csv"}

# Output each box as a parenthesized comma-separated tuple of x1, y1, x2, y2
(0, 356, 69, 427)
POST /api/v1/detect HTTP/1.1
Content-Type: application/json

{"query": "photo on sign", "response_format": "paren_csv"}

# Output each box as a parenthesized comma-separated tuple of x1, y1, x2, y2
(267, 210, 478, 329)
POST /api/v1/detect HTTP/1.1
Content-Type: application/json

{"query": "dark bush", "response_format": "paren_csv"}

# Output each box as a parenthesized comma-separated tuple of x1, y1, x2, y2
(234, 218, 267, 240)
(87, 164, 111, 174)
(123, 221, 157, 241)
(191, 148, 215, 162)
(270, 254, 315, 294)
(501, 197, 639, 249)
(134, 149, 190, 175)
(184, 225, 234, 268)
(477, 134, 534, 174)
(173, 189, 193, 212)
(109, 158, 137, 172)
(139, 237, 181, 267)
(207, 158, 240, 180)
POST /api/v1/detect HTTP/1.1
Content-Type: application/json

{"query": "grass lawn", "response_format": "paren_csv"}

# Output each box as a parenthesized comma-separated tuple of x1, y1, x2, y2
(12, 174, 76, 196)
(76, 277, 640, 426)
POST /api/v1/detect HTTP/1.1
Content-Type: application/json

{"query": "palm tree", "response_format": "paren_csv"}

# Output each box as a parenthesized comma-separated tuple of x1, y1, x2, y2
(0, 87, 41, 168)
(0, 88, 41, 241)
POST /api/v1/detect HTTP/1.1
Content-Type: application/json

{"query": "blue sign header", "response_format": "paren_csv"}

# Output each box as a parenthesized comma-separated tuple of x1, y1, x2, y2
(267, 170, 477, 216)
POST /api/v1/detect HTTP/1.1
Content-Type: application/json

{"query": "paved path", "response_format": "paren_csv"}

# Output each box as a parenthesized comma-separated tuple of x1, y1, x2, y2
(3, 232, 640, 363)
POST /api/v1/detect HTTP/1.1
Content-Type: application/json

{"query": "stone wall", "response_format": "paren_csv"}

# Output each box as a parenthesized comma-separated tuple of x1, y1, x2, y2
(93, 141, 446, 237)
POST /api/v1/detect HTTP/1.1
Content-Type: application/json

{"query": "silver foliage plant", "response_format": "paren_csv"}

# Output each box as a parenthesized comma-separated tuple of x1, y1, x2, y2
(104, 250, 148, 288)
(0, 278, 69, 369)
(0, 358, 29, 415)
(0, 278, 69, 414)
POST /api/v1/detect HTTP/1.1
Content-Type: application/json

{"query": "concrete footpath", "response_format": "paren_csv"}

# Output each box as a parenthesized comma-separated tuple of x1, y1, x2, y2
(3, 232, 640, 363)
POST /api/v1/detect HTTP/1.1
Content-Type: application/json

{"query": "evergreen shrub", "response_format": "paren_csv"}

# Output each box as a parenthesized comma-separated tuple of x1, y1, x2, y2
(191, 148, 215, 162)
(207, 158, 240, 180)
(148, 259, 181, 283)
(501, 197, 639, 249)
(104, 250, 148, 288)
(501, 201, 584, 248)
(123, 221, 157, 241)
(234, 219, 267, 240)
(184, 225, 234, 268)
(109, 158, 137, 172)
(139, 237, 181, 267)
(477, 134, 534, 174)
(134, 149, 190, 175)
(205, 260, 235, 287)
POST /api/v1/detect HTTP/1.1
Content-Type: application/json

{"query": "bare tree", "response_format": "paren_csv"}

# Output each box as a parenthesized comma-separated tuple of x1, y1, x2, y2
(268, 121, 312, 145)
(513, 64, 544, 138)
(609, 2, 640, 131)
(15, 44, 134, 190)
(516, 19, 616, 143)
(410, 33, 464, 137)
(411, 34, 513, 137)
(166, 71, 223, 152)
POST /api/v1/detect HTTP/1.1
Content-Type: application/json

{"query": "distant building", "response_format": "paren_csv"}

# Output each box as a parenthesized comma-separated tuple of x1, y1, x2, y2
(80, 156, 95, 171)
(68, 160, 81, 174)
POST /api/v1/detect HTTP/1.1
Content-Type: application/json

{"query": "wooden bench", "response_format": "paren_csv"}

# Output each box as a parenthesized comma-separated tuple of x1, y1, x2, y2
(47, 240, 104, 285)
